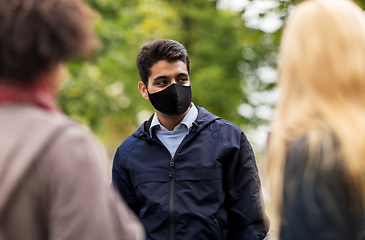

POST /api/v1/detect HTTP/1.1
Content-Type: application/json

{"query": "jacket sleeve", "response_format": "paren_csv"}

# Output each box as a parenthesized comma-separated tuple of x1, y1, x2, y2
(112, 143, 141, 216)
(224, 130, 269, 240)
(42, 125, 145, 240)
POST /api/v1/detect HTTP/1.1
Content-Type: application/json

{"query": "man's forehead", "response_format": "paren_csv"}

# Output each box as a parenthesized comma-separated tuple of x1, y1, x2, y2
(149, 60, 188, 76)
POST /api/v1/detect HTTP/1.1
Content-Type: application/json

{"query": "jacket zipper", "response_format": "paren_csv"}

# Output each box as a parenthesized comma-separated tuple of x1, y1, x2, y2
(151, 128, 196, 240)
(214, 218, 223, 240)
(152, 138, 176, 240)
(169, 158, 175, 240)
(168, 131, 193, 240)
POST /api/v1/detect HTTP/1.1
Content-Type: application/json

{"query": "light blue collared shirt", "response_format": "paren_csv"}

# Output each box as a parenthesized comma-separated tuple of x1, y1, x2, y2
(150, 102, 198, 157)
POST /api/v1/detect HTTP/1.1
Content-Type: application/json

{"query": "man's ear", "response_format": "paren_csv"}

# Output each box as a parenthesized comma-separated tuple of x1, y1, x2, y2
(138, 81, 149, 100)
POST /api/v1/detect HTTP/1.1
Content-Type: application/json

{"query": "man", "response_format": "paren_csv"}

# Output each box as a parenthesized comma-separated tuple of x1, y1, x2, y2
(112, 39, 268, 240)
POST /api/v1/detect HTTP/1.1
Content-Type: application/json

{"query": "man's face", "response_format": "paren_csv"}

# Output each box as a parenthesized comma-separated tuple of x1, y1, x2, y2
(139, 60, 190, 100)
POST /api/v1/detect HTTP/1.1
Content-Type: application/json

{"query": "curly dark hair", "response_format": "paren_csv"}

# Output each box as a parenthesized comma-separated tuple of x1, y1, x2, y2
(0, 0, 98, 84)
(136, 39, 190, 86)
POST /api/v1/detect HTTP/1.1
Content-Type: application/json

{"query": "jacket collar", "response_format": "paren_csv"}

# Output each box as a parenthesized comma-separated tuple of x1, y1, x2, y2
(134, 106, 220, 139)
(149, 103, 198, 136)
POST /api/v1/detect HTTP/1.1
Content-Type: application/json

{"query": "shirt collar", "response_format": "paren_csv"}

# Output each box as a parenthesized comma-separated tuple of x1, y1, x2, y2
(150, 102, 198, 135)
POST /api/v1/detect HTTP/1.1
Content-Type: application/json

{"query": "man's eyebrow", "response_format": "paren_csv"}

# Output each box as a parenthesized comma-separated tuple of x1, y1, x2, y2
(153, 73, 189, 82)
(153, 76, 168, 81)
(177, 73, 189, 77)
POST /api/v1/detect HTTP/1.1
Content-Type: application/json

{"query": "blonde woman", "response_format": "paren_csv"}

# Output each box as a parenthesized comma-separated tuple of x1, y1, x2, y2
(267, 0, 365, 239)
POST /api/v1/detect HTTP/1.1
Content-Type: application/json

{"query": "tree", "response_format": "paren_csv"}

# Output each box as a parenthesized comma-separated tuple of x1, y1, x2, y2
(222, 0, 365, 151)
(59, 0, 248, 155)
(59, 0, 365, 155)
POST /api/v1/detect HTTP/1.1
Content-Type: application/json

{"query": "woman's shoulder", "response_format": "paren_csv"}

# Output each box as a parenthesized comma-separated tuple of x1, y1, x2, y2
(282, 134, 365, 240)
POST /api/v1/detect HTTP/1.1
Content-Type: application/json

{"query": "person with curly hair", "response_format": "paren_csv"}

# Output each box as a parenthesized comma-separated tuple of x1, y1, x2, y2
(0, 0, 145, 239)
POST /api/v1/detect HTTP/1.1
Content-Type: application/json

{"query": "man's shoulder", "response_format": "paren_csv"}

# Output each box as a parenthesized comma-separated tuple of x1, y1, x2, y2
(213, 117, 241, 130)
(208, 119, 245, 148)
(117, 119, 148, 150)
(118, 134, 141, 151)
(199, 111, 242, 134)
(196, 107, 245, 145)
(113, 134, 142, 166)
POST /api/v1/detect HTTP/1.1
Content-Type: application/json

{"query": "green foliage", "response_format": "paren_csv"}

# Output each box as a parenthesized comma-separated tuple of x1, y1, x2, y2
(168, 0, 246, 124)
(59, 0, 248, 154)
(58, 0, 365, 155)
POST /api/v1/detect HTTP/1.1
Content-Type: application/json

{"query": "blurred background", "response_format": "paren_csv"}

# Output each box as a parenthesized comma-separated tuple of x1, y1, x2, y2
(59, 0, 365, 160)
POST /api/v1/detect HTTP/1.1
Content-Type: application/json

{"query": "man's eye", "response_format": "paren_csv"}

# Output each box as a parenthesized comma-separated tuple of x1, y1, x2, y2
(156, 81, 166, 85)
(180, 78, 188, 82)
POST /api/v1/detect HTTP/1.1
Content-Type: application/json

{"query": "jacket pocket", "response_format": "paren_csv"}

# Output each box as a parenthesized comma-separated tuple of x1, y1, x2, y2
(174, 168, 223, 181)
(132, 172, 170, 188)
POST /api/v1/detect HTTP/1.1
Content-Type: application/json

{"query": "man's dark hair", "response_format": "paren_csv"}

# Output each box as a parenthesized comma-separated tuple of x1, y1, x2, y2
(0, 0, 98, 84)
(136, 39, 190, 86)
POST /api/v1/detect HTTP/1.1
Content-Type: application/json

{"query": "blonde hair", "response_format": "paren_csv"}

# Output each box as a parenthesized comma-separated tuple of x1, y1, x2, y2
(267, 0, 365, 237)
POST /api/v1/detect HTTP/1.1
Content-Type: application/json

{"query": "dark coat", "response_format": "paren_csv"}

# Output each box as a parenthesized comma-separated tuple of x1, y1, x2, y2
(112, 107, 268, 240)
(281, 137, 365, 240)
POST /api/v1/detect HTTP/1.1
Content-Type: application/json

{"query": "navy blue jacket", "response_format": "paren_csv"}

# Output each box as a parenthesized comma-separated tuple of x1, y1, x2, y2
(112, 107, 268, 240)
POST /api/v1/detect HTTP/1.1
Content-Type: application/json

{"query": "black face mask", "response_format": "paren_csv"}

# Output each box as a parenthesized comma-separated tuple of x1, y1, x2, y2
(147, 83, 192, 116)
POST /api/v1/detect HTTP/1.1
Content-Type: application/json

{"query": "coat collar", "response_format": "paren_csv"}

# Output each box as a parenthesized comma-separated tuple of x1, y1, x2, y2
(134, 106, 220, 139)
